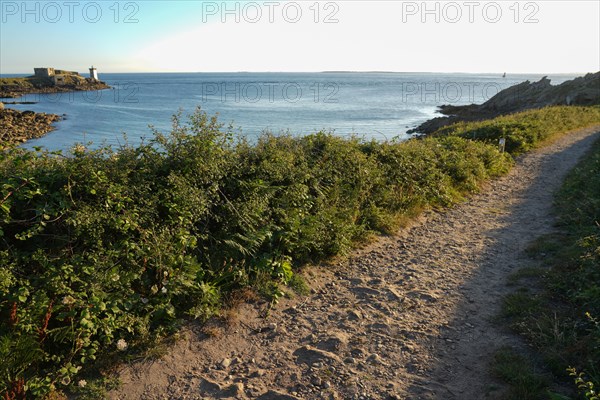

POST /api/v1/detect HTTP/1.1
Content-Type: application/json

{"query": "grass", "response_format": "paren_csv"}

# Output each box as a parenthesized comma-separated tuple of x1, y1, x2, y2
(0, 76, 49, 87)
(501, 289, 542, 319)
(493, 347, 550, 400)
(506, 266, 546, 286)
(433, 105, 600, 155)
(496, 135, 600, 400)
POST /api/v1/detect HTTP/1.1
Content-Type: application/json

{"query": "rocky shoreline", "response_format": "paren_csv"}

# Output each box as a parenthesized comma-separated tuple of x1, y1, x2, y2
(0, 105, 61, 146)
(411, 72, 600, 134)
(0, 72, 109, 145)
(0, 79, 110, 99)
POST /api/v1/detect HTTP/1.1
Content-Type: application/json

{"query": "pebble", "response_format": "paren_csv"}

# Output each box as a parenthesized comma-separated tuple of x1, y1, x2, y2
(366, 354, 382, 364)
(267, 322, 278, 331)
(348, 310, 362, 320)
(251, 369, 266, 377)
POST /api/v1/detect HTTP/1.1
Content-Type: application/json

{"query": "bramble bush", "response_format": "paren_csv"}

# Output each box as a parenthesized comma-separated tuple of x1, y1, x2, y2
(0, 105, 593, 398)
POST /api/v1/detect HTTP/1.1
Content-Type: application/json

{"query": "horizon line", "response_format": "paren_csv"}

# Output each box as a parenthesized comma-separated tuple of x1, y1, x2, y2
(1, 70, 596, 76)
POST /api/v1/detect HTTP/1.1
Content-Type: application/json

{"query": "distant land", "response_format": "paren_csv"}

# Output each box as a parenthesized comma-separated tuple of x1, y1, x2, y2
(0, 67, 110, 146)
(0, 67, 110, 99)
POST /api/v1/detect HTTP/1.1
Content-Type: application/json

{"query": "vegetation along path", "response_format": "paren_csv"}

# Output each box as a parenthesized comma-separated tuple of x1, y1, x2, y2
(109, 125, 600, 400)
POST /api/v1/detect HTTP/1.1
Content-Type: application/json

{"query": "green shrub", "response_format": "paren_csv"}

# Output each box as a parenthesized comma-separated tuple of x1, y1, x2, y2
(434, 106, 600, 155)
(0, 106, 538, 397)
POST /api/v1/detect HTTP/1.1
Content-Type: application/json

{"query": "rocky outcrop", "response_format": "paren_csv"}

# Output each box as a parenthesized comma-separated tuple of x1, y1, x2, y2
(411, 72, 600, 134)
(0, 75, 110, 98)
(0, 108, 61, 146)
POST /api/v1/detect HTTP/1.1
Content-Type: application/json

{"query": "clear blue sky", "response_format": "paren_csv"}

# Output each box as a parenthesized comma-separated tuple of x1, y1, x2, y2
(1, 1, 599, 74)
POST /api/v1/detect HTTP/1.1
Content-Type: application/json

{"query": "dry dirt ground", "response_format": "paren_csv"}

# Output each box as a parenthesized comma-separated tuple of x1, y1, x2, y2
(108, 126, 600, 400)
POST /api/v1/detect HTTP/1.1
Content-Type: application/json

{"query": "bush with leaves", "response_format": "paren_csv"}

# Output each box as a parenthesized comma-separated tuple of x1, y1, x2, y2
(433, 105, 600, 154)
(0, 105, 560, 398)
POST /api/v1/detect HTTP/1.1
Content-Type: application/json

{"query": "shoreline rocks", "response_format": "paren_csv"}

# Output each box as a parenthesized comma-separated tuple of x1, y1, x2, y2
(410, 71, 600, 134)
(0, 75, 110, 99)
(0, 81, 110, 99)
(0, 108, 61, 146)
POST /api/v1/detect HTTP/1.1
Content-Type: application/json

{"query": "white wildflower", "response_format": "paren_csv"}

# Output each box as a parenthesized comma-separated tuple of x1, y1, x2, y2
(78, 379, 87, 388)
(73, 144, 86, 154)
(116, 338, 128, 351)
(161, 286, 167, 294)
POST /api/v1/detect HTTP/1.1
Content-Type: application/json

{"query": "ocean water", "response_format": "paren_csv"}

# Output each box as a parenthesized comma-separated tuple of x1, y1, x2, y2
(1, 72, 580, 151)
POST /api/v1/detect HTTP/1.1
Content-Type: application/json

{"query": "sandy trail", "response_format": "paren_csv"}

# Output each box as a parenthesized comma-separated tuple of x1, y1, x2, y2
(109, 126, 600, 400)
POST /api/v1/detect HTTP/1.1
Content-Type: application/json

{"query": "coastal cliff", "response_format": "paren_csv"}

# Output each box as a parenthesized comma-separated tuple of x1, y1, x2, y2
(412, 72, 600, 134)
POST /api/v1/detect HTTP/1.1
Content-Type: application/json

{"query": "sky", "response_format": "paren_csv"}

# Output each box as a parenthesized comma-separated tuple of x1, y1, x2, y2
(0, 0, 599, 74)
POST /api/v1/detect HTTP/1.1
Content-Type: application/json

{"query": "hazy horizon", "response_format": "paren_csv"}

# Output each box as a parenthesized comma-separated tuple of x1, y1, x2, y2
(2, 70, 596, 76)
(1, 1, 598, 74)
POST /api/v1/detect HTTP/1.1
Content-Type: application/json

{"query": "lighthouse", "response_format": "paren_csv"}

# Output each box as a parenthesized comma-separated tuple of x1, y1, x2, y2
(89, 66, 98, 81)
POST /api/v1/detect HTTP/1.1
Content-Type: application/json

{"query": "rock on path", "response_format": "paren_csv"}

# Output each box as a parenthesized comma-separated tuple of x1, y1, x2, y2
(109, 126, 600, 400)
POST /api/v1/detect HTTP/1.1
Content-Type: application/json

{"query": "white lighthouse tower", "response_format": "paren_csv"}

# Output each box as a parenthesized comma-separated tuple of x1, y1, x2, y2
(89, 66, 98, 81)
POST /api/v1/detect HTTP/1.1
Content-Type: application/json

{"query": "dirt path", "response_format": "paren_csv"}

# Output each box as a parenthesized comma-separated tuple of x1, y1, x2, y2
(108, 126, 600, 400)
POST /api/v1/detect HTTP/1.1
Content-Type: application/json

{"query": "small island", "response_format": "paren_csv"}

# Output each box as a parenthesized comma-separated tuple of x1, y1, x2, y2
(0, 67, 110, 146)
(0, 66, 110, 98)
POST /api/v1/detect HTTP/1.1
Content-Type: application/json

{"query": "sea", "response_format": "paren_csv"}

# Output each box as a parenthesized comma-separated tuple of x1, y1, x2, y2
(0, 72, 580, 151)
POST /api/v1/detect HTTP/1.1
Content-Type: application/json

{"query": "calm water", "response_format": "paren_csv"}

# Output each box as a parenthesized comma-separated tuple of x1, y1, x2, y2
(1, 72, 580, 151)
